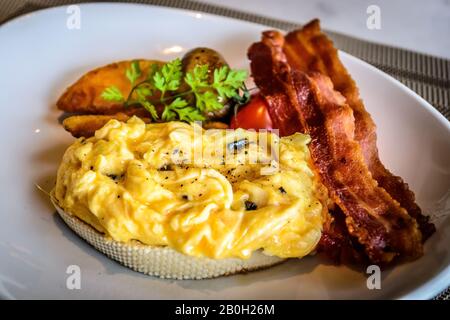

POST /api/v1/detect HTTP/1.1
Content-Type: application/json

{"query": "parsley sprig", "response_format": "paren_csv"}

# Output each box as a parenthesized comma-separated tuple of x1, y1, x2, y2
(100, 58, 249, 122)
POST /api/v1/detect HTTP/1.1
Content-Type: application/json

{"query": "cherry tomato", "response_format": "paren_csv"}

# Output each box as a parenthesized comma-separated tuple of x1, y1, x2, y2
(229, 94, 273, 130)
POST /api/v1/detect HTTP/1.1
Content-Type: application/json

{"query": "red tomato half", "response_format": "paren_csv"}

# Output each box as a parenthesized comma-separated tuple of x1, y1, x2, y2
(229, 94, 273, 130)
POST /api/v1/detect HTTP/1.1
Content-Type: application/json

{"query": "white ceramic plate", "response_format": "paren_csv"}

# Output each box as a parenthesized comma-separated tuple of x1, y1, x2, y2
(0, 3, 449, 300)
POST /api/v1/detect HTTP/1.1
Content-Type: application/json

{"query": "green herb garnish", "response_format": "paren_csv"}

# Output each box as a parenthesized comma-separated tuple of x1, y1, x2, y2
(125, 60, 142, 85)
(100, 86, 124, 102)
(101, 58, 248, 122)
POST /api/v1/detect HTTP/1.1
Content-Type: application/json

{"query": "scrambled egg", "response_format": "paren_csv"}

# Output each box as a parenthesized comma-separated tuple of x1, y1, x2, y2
(54, 117, 328, 259)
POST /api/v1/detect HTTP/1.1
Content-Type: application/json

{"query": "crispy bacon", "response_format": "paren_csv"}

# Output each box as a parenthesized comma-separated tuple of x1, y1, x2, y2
(283, 19, 435, 240)
(248, 31, 424, 264)
(246, 33, 301, 137)
(318, 208, 368, 264)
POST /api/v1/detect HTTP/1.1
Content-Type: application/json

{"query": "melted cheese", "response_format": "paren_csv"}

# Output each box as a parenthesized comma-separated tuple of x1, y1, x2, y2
(55, 117, 328, 259)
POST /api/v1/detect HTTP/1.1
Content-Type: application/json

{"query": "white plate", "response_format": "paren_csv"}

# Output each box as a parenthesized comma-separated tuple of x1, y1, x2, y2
(0, 3, 449, 300)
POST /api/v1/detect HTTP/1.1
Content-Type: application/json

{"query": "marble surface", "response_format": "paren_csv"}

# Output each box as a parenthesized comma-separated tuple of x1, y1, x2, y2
(196, 0, 450, 59)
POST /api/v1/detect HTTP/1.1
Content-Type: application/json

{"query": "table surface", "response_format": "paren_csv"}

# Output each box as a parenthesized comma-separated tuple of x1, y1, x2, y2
(197, 0, 450, 59)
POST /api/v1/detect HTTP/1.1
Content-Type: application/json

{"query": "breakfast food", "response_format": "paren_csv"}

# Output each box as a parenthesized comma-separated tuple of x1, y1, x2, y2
(52, 117, 328, 278)
(248, 31, 423, 263)
(52, 204, 286, 279)
(58, 48, 248, 138)
(57, 60, 165, 114)
(253, 20, 435, 263)
(62, 113, 151, 138)
(52, 18, 434, 278)
(282, 19, 435, 254)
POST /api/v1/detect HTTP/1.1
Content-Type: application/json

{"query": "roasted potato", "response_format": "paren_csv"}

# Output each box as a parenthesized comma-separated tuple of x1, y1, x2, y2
(63, 114, 227, 138)
(58, 50, 235, 137)
(57, 60, 165, 114)
(182, 47, 228, 76)
(181, 48, 231, 120)
(62, 114, 151, 138)
(202, 121, 229, 130)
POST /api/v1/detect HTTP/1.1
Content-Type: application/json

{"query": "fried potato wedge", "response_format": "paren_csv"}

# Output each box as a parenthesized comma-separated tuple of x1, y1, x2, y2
(202, 121, 229, 130)
(63, 114, 229, 138)
(57, 60, 165, 114)
(63, 114, 151, 138)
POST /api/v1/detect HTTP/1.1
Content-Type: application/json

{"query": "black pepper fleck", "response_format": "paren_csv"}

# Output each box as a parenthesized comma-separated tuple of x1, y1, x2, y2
(158, 164, 172, 171)
(245, 201, 257, 211)
(107, 174, 119, 180)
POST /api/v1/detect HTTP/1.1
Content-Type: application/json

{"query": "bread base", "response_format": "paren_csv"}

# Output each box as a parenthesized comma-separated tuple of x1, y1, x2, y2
(51, 196, 286, 279)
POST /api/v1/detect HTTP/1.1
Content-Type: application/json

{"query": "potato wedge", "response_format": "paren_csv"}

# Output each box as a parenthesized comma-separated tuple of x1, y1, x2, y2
(202, 121, 229, 130)
(57, 60, 165, 114)
(62, 114, 151, 138)
(63, 114, 228, 138)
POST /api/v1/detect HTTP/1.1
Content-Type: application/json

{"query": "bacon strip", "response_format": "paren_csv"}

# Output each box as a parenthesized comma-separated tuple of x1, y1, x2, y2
(318, 207, 368, 264)
(248, 31, 424, 264)
(283, 19, 435, 240)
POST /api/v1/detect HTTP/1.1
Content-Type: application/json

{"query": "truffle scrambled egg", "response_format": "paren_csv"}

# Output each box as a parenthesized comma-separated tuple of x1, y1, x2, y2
(54, 117, 328, 259)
